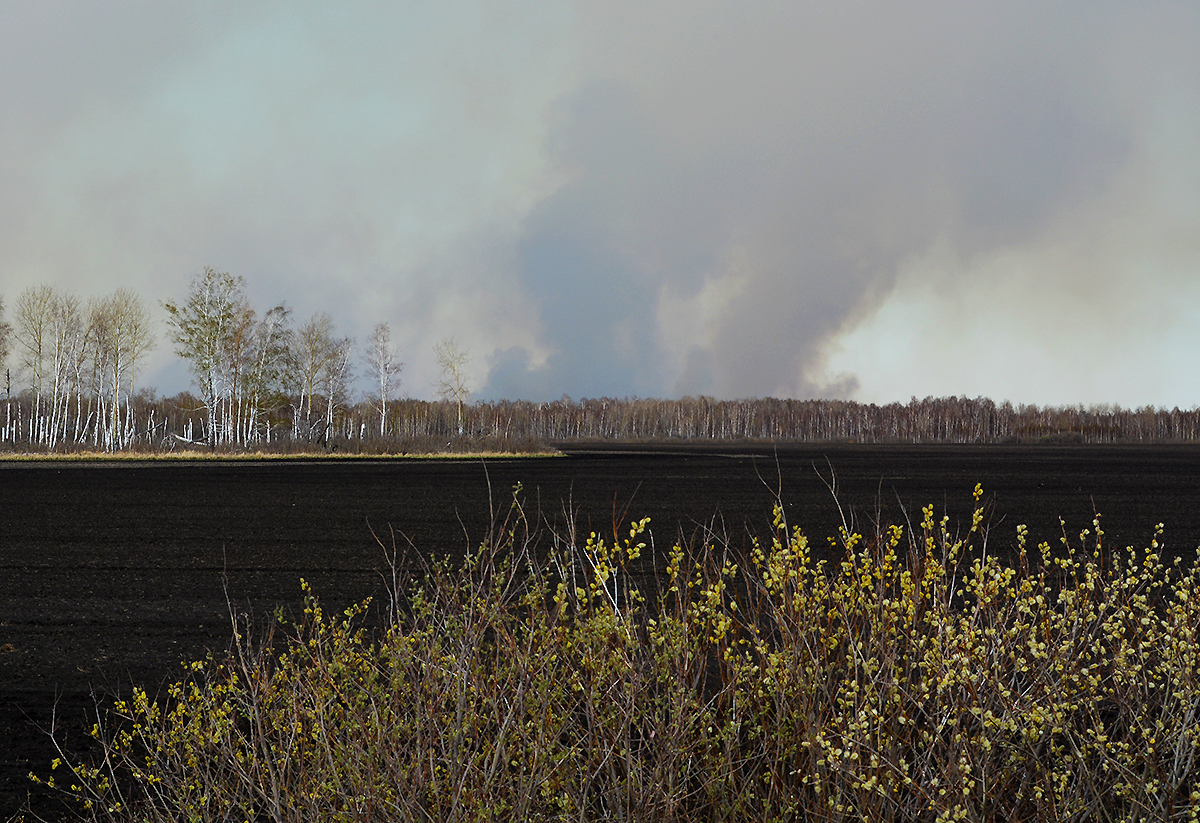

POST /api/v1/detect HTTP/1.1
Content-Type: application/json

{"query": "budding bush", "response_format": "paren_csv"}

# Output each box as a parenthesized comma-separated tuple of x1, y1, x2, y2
(32, 485, 1200, 822)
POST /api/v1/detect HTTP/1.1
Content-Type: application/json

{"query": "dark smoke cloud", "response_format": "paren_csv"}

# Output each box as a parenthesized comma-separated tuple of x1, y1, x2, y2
(483, 2, 1144, 400)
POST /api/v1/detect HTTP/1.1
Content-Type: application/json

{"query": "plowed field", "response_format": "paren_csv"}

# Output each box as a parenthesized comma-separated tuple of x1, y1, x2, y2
(5, 444, 1200, 820)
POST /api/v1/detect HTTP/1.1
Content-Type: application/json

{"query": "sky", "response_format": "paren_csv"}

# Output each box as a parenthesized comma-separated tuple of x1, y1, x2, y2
(1, 1, 1198, 408)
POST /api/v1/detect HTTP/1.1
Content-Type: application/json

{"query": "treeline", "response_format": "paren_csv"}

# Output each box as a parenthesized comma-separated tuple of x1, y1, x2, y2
(0, 287, 153, 451)
(490, 394, 1200, 444)
(2, 274, 1200, 453)
(2, 382, 1198, 453)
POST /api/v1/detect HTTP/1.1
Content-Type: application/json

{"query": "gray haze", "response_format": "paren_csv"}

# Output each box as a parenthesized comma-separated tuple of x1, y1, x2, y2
(2, 2, 1197, 406)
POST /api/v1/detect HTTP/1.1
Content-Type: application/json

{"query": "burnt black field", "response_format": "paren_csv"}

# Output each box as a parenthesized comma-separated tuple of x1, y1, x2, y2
(4, 443, 1200, 819)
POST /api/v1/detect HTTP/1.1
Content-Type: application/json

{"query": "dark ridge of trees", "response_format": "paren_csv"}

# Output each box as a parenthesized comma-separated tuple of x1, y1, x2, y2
(424, 395, 1200, 445)
(2, 391, 1200, 453)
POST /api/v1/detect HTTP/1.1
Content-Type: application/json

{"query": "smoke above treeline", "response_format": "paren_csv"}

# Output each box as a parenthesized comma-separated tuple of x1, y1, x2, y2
(6, 277, 1199, 453)
(1, 3, 1197, 407)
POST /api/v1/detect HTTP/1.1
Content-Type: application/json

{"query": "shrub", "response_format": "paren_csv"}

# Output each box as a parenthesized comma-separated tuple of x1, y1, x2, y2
(32, 485, 1200, 822)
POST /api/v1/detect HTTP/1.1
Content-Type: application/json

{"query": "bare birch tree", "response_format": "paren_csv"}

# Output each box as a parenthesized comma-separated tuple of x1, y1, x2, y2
(289, 313, 338, 440)
(244, 304, 292, 443)
(434, 337, 471, 435)
(82, 297, 109, 446)
(64, 306, 98, 445)
(0, 296, 10, 374)
(13, 285, 54, 438)
(363, 322, 402, 437)
(0, 296, 11, 440)
(45, 291, 83, 448)
(322, 336, 354, 436)
(163, 268, 249, 447)
(93, 289, 155, 450)
(223, 300, 257, 445)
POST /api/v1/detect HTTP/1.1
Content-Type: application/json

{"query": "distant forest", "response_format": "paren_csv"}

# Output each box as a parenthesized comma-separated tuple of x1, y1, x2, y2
(2, 275, 1199, 453)
(3, 391, 1200, 454)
